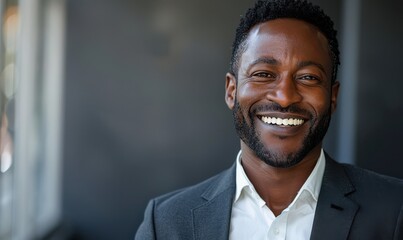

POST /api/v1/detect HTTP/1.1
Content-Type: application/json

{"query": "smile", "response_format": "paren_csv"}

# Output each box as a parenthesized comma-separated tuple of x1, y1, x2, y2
(259, 116, 305, 126)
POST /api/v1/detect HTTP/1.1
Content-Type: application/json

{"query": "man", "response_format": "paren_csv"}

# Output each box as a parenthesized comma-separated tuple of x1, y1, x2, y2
(135, 0, 403, 239)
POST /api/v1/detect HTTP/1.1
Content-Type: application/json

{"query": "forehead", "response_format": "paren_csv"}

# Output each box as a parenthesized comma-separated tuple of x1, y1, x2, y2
(240, 18, 332, 73)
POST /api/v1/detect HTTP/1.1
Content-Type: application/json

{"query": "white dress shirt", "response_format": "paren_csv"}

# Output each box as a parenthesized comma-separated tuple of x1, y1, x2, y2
(229, 149, 326, 240)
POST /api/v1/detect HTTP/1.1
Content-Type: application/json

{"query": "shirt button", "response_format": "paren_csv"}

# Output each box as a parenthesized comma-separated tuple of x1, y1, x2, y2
(274, 228, 280, 235)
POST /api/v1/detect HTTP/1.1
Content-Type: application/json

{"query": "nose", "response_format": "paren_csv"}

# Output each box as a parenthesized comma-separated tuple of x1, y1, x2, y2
(266, 76, 302, 108)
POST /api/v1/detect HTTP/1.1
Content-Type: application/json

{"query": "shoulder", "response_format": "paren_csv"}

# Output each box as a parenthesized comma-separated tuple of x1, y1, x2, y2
(151, 164, 236, 215)
(328, 159, 403, 206)
(318, 157, 402, 236)
(325, 160, 403, 238)
(341, 162, 403, 193)
(325, 156, 403, 194)
(135, 165, 236, 239)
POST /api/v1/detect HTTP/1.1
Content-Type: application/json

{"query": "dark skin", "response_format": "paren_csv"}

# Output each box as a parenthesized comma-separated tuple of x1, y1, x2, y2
(225, 19, 340, 216)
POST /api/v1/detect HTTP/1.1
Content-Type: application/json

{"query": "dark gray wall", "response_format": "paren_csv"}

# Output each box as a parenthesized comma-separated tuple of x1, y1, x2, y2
(63, 0, 250, 239)
(356, 0, 403, 177)
(62, 0, 402, 239)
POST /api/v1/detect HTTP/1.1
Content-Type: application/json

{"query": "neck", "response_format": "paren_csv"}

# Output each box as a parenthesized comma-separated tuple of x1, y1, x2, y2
(240, 142, 321, 216)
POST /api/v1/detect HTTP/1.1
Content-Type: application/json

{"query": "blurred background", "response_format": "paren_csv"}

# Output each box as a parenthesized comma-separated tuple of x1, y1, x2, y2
(0, 0, 402, 239)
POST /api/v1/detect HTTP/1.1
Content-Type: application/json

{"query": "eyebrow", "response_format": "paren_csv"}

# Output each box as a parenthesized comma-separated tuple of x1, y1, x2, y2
(297, 60, 328, 75)
(248, 57, 328, 76)
(249, 57, 279, 67)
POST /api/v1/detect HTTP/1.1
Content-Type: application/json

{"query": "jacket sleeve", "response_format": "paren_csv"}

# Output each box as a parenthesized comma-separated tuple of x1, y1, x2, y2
(394, 203, 403, 240)
(135, 199, 157, 240)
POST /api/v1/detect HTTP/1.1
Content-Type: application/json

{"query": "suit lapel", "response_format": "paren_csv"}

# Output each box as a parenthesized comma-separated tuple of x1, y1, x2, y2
(310, 156, 359, 240)
(190, 155, 359, 240)
(192, 164, 236, 240)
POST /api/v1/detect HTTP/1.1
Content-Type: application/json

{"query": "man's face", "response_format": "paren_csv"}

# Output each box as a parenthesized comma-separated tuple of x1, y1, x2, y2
(225, 18, 339, 168)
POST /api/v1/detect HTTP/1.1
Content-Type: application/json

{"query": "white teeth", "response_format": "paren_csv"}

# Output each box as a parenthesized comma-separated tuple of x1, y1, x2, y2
(261, 116, 304, 126)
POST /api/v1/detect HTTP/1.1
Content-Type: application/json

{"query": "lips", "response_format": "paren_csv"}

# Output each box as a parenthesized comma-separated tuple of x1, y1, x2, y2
(259, 116, 304, 126)
(252, 102, 311, 127)
(255, 113, 308, 137)
(256, 111, 307, 126)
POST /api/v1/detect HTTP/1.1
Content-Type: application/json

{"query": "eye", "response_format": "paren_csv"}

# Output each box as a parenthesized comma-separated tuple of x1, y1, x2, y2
(297, 74, 321, 85)
(299, 75, 318, 80)
(252, 72, 275, 78)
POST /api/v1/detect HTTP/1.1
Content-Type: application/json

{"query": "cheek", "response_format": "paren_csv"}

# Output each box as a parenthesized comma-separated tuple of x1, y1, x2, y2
(301, 88, 332, 116)
(237, 83, 266, 108)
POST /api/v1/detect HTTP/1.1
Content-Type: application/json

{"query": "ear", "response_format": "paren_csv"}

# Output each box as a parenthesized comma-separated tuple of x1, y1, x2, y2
(330, 81, 340, 114)
(225, 73, 237, 110)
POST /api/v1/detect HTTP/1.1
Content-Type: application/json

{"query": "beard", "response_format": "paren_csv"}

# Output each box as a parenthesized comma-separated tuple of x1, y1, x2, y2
(232, 98, 331, 168)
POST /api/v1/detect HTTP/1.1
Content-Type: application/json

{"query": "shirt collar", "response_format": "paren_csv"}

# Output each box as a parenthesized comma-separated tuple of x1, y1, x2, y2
(234, 149, 326, 206)
(234, 150, 257, 203)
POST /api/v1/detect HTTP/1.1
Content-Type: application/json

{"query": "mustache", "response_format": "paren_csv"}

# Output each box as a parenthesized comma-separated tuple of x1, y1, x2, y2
(252, 102, 313, 118)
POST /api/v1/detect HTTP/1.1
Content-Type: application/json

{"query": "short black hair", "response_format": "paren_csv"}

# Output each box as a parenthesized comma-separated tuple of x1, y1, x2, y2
(229, 0, 340, 83)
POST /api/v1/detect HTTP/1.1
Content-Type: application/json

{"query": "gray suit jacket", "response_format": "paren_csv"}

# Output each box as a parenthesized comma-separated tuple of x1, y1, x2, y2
(135, 156, 403, 239)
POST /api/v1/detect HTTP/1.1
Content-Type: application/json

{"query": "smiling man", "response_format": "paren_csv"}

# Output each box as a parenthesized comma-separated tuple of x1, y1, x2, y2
(135, 1, 403, 239)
